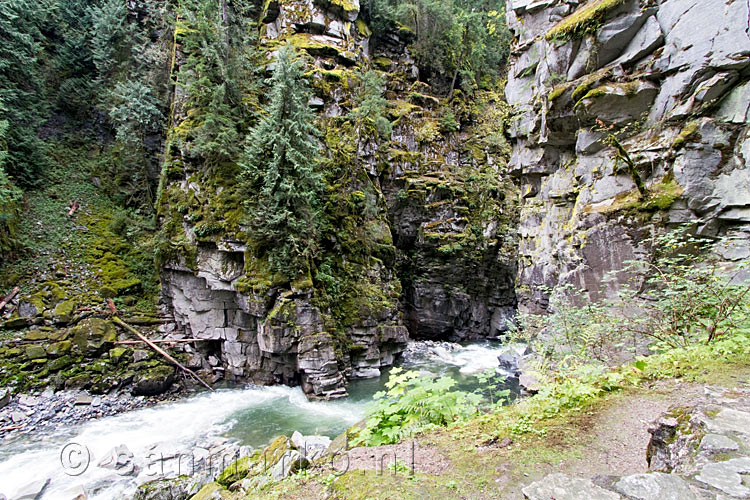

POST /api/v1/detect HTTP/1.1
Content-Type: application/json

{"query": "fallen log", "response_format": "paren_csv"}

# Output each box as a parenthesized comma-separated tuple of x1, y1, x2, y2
(121, 317, 173, 326)
(68, 201, 80, 217)
(115, 338, 208, 345)
(0, 425, 22, 432)
(112, 316, 213, 392)
(0, 286, 21, 312)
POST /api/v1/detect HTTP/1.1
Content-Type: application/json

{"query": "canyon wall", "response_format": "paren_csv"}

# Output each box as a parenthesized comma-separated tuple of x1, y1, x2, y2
(505, 0, 750, 313)
(157, 0, 518, 398)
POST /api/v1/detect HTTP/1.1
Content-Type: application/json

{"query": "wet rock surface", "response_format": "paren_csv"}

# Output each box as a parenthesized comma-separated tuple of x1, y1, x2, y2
(523, 386, 750, 499)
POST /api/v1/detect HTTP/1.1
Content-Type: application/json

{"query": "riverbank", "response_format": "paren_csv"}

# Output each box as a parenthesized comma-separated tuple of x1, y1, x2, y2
(0, 340, 518, 500)
(0, 388, 187, 440)
(202, 334, 750, 499)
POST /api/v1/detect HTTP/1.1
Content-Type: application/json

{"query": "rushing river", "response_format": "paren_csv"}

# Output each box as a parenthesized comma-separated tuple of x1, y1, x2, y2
(0, 341, 521, 500)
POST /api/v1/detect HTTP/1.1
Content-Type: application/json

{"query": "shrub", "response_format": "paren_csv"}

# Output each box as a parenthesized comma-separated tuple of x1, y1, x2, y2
(355, 367, 509, 446)
(519, 226, 750, 365)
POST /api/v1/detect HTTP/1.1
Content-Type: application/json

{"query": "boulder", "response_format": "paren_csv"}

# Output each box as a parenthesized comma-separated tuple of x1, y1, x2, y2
(269, 449, 309, 480)
(24, 345, 47, 360)
(187, 483, 230, 500)
(46, 340, 72, 357)
(75, 394, 93, 405)
(613, 472, 698, 500)
(131, 366, 176, 396)
(0, 388, 9, 409)
(700, 434, 739, 452)
(695, 458, 750, 498)
(705, 409, 750, 436)
(519, 372, 542, 394)
(98, 444, 137, 476)
(291, 431, 331, 459)
(52, 299, 77, 324)
(522, 473, 621, 500)
(216, 435, 294, 487)
(71, 318, 117, 356)
(134, 476, 204, 500)
(12, 478, 50, 500)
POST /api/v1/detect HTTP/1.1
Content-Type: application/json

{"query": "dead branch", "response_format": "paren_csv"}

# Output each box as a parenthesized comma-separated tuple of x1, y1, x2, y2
(0, 286, 21, 312)
(115, 338, 208, 345)
(107, 299, 118, 316)
(68, 201, 80, 217)
(112, 316, 213, 392)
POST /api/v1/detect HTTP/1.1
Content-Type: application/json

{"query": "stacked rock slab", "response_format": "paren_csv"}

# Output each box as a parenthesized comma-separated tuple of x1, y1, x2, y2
(505, 0, 750, 312)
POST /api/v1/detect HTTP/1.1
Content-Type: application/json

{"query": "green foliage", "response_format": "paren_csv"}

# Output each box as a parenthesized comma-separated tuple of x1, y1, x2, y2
(52, 0, 97, 115)
(439, 110, 460, 133)
(0, 0, 51, 186)
(517, 227, 750, 365)
(0, 99, 22, 254)
(240, 45, 324, 278)
(87, 0, 132, 81)
(348, 69, 393, 140)
(367, 0, 512, 93)
(108, 80, 165, 206)
(355, 368, 484, 446)
(175, 0, 259, 163)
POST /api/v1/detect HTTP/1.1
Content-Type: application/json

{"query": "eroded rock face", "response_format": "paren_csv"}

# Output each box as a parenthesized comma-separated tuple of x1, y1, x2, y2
(158, 0, 518, 398)
(162, 261, 410, 400)
(506, 0, 750, 312)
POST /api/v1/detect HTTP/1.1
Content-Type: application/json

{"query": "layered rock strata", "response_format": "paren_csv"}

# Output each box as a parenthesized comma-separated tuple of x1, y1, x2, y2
(505, 0, 750, 312)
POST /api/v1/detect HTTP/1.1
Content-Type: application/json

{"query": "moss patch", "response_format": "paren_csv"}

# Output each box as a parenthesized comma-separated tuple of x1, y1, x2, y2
(546, 0, 627, 41)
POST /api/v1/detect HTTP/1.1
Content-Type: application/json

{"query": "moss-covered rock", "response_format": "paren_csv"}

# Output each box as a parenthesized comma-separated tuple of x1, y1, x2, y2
(216, 435, 295, 487)
(25, 345, 47, 360)
(187, 482, 230, 500)
(131, 365, 176, 396)
(24, 329, 51, 341)
(52, 299, 77, 324)
(48, 355, 74, 372)
(46, 340, 72, 357)
(71, 318, 117, 356)
(109, 346, 129, 363)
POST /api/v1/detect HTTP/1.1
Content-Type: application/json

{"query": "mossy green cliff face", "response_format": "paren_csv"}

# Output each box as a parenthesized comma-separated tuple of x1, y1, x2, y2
(156, 0, 519, 399)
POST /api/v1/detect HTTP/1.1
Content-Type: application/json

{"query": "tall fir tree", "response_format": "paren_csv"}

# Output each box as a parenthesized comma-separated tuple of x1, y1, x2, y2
(240, 45, 324, 278)
(176, 0, 257, 163)
(0, 97, 21, 253)
(0, 0, 51, 186)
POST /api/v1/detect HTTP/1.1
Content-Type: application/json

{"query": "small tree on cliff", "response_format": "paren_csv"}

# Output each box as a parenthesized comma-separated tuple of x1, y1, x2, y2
(240, 45, 324, 278)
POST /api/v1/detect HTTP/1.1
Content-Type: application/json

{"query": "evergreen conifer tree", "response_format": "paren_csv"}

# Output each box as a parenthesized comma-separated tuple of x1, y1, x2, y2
(348, 69, 392, 169)
(240, 45, 324, 278)
(0, 0, 51, 186)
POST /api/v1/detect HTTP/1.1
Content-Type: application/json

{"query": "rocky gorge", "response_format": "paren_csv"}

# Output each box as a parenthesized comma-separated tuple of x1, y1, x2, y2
(0, 0, 748, 409)
(0, 0, 749, 497)
(154, 0, 519, 399)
